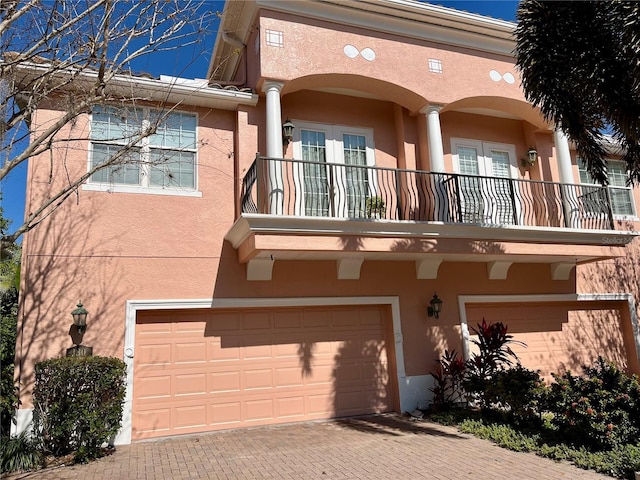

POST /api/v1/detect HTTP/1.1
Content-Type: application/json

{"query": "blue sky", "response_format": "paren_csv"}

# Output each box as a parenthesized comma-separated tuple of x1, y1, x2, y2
(1, 1, 518, 239)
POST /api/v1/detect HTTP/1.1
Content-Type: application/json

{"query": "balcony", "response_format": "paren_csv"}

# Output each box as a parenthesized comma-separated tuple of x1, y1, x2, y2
(226, 156, 636, 280)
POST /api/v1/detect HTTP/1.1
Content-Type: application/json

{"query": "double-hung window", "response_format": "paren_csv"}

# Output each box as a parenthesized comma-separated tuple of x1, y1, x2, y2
(578, 159, 636, 217)
(88, 107, 198, 195)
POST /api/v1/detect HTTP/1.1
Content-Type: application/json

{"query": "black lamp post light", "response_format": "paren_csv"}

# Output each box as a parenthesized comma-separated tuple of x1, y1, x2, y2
(67, 301, 93, 357)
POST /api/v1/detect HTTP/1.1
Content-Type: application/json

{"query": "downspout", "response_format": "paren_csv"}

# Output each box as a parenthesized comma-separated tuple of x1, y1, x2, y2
(209, 31, 248, 87)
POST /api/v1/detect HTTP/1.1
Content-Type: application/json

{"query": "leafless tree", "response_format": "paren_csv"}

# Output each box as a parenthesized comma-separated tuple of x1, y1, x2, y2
(1, 0, 217, 242)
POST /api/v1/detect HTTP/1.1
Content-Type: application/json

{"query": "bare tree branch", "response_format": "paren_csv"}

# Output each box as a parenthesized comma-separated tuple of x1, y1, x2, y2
(0, 0, 217, 242)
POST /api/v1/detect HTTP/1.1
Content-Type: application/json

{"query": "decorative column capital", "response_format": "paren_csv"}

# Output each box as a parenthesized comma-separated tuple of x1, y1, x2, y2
(420, 103, 444, 115)
(262, 80, 285, 94)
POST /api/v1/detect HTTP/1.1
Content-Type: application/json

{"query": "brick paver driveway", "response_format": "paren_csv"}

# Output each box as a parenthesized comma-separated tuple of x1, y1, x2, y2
(7, 415, 609, 480)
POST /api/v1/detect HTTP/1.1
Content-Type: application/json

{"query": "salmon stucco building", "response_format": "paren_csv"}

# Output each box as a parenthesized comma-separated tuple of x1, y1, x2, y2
(14, 0, 640, 444)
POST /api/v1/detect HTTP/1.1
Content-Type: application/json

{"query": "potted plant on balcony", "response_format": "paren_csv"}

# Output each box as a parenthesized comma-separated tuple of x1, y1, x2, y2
(365, 196, 386, 219)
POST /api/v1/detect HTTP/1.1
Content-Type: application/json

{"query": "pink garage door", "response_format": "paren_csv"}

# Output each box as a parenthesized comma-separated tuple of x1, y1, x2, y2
(132, 305, 395, 440)
(466, 303, 630, 380)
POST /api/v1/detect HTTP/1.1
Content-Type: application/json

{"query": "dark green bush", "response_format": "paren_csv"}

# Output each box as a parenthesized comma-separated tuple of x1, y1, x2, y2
(1, 308, 18, 437)
(0, 431, 42, 474)
(33, 356, 126, 462)
(543, 357, 640, 450)
(486, 364, 546, 421)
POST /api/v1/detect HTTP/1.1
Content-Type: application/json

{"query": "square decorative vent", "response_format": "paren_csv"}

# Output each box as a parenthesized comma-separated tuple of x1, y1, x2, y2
(265, 29, 284, 48)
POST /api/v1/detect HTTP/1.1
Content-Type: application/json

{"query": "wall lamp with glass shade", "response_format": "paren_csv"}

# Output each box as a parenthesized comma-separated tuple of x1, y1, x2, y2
(71, 301, 88, 333)
(427, 293, 443, 319)
(282, 119, 295, 145)
(522, 147, 537, 167)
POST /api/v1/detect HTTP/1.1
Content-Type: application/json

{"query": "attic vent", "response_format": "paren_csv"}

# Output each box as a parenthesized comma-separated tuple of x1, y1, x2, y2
(428, 59, 443, 74)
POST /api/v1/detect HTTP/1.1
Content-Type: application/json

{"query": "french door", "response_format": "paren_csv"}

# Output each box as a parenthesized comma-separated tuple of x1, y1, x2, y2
(451, 139, 519, 224)
(293, 122, 376, 218)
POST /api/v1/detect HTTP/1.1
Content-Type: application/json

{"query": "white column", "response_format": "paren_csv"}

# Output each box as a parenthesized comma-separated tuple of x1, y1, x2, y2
(422, 104, 445, 173)
(554, 128, 579, 228)
(554, 129, 574, 184)
(421, 104, 447, 221)
(262, 81, 284, 214)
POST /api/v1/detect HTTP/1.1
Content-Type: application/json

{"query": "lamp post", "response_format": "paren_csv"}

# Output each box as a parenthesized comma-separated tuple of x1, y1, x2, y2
(67, 301, 93, 357)
(71, 301, 88, 332)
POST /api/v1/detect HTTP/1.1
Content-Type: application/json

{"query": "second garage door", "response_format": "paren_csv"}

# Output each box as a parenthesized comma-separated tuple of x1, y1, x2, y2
(132, 305, 395, 440)
(465, 302, 630, 379)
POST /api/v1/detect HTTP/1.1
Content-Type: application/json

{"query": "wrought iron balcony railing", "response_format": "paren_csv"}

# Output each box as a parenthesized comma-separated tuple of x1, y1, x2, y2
(240, 155, 617, 231)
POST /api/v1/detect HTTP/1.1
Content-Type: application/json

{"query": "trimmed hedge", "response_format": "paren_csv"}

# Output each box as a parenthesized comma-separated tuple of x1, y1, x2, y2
(33, 356, 126, 462)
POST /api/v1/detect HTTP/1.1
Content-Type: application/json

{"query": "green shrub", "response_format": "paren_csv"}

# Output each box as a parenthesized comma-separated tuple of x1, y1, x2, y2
(486, 365, 546, 421)
(0, 431, 43, 474)
(0, 311, 18, 437)
(33, 356, 126, 462)
(544, 357, 640, 450)
(458, 418, 540, 452)
(539, 442, 640, 478)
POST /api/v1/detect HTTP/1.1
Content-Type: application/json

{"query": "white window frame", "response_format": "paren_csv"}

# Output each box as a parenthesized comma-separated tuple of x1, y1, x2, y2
(292, 121, 377, 218)
(83, 107, 202, 197)
(577, 158, 637, 219)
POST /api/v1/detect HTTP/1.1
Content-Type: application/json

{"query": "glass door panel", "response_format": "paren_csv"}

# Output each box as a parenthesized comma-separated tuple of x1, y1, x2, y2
(456, 144, 485, 223)
(488, 149, 515, 224)
(301, 130, 330, 216)
(342, 134, 368, 218)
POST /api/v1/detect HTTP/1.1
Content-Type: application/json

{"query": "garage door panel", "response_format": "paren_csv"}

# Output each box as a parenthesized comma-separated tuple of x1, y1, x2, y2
(307, 393, 332, 415)
(174, 405, 207, 429)
(136, 408, 171, 433)
(209, 402, 242, 425)
(245, 399, 274, 421)
(242, 310, 272, 330)
(274, 340, 302, 358)
(136, 375, 171, 400)
(242, 343, 273, 360)
(209, 371, 241, 392)
(275, 397, 306, 418)
(244, 368, 273, 389)
(208, 339, 240, 361)
(174, 342, 207, 364)
(133, 305, 394, 439)
(174, 373, 207, 396)
(275, 366, 304, 387)
(137, 343, 172, 366)
(305, 364, 333, 385)
(303, 310, 332, 328)
(273, 310, 303, 329)
(174, 321, 206, 335)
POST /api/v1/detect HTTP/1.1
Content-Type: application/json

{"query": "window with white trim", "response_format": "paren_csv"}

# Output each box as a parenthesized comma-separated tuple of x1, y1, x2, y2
(578, 158, 635, 216)
(89, 107, 197, 192)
